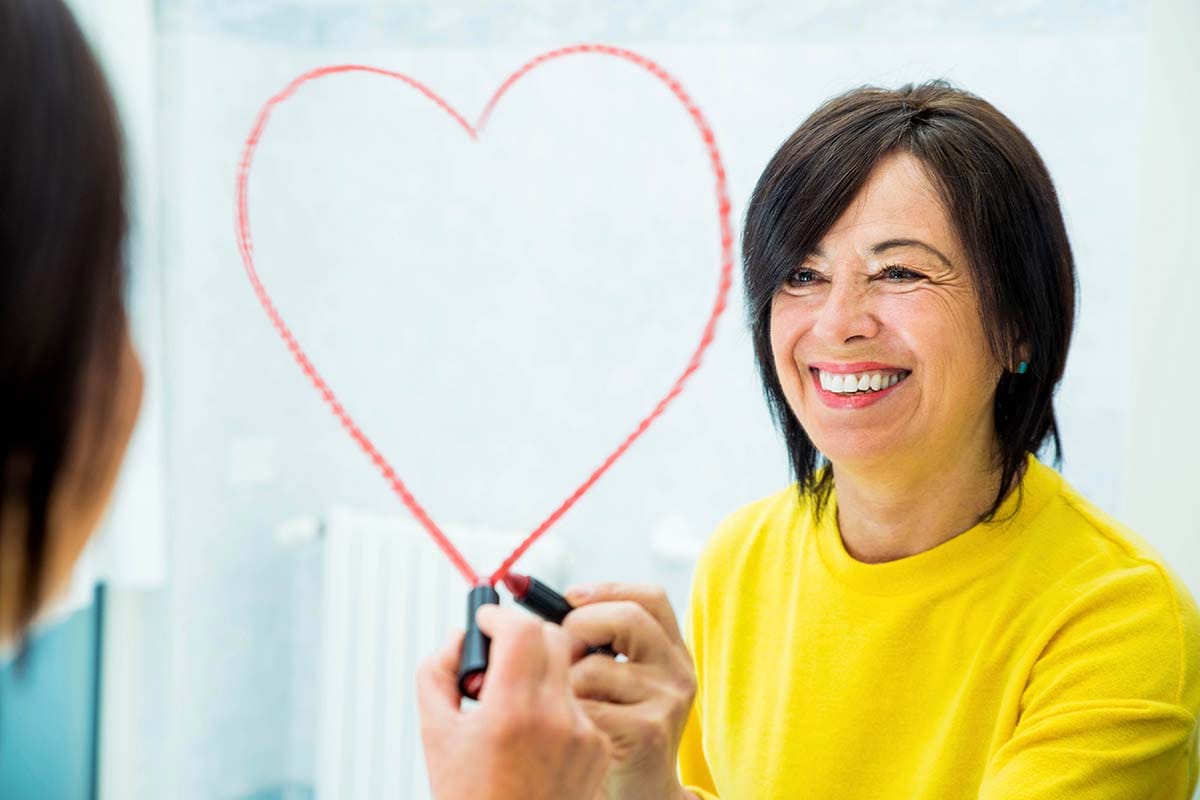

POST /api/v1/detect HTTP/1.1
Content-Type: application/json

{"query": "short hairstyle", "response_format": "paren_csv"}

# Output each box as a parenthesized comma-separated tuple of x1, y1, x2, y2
(0, 0, 128, 638)
(742, 80, 1076, 523)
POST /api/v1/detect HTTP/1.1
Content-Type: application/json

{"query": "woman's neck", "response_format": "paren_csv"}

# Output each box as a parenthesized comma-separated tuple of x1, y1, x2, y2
(831, 439, 1011, 565)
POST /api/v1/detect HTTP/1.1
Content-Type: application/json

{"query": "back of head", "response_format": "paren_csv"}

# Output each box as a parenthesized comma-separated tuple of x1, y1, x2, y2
(0, 0, 129, 640)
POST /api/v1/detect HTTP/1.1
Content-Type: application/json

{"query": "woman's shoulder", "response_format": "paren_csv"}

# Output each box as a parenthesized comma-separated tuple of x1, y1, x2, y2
(1033, 462, 1191, 589)
(1023, 462, 1200, 710)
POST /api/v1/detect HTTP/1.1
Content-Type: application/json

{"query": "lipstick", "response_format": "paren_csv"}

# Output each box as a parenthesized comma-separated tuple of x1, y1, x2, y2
(502, 572, 617, 658)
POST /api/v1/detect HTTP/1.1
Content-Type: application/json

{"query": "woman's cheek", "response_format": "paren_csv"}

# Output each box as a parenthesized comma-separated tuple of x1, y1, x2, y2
(769, 307, 806, 396)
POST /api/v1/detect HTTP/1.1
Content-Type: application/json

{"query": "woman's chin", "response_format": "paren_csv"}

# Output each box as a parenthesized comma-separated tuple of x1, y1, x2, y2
(810, 429, 911, 469)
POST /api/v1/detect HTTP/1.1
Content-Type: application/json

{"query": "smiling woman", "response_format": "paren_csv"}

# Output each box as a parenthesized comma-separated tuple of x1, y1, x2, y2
(547, 77, 1199, 800)
(743, 84, 1075, 531)
(766, 148, 1034, 549)
(650, 81, 1200, 799)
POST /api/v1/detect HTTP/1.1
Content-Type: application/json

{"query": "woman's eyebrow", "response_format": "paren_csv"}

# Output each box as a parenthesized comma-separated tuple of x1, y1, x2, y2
(808, 239, 954, 269)
(869, 238, 953, 269)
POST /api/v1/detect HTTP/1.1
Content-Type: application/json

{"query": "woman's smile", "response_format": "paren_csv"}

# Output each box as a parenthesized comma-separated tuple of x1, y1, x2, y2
(808, 365, 913, 409)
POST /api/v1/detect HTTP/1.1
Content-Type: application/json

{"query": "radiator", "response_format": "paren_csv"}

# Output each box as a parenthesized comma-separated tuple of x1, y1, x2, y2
(313, 508, 566, 800)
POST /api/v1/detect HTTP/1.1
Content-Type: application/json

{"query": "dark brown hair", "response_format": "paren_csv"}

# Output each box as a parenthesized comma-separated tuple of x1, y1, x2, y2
(0, 0, 128, 638)
(743, 80, 1076, 522)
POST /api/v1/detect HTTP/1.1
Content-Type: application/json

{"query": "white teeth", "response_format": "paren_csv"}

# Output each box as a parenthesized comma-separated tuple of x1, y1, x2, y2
(817, 369, 909, 394)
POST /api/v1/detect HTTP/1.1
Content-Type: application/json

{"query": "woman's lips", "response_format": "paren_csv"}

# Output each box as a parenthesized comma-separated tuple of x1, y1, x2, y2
(809, 367, 910, 409)
(808, 361, 908, 373)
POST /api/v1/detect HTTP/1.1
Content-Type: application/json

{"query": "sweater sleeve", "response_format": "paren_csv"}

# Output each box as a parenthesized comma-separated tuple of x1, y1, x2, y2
(677, 530, 721, 800)
(978, 562, 1200, 799)
(678, 701, 720, 800)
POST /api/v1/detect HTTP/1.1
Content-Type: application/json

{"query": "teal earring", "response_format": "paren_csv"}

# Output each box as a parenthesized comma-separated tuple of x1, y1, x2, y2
(1017, 360, 1029, 375)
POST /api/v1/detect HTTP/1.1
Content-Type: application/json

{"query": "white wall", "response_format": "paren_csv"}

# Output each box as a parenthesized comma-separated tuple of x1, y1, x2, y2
(1124, 0, 1200, 597)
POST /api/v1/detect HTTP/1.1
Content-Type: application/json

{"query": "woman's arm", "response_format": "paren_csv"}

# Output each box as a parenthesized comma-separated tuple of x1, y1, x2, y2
(978, 564, 1200, 798)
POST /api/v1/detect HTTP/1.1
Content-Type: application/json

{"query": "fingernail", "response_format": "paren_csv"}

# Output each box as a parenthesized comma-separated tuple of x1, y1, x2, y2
(566, 584, 595, 603)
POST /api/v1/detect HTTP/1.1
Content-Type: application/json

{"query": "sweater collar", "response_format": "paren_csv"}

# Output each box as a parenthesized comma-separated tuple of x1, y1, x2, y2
(814, 452, 1062, 597)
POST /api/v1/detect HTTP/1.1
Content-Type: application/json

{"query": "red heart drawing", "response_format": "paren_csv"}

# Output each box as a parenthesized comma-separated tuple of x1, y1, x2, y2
(235, 43, 733, 587)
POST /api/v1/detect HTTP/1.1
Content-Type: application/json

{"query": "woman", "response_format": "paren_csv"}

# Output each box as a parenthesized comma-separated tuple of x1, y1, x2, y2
(0, 2, 609, 797)
(552, 82, 1200, 798)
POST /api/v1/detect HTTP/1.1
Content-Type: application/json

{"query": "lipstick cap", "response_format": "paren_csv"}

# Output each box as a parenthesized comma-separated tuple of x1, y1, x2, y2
(456, 584, 500, 699)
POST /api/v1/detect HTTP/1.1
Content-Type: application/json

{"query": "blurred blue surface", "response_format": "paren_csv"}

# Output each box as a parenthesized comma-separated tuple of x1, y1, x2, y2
(0, 603, 99, 800)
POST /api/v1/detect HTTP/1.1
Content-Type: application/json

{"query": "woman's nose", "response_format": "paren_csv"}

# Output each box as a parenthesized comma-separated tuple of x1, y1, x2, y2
(810, 277, 880, 344)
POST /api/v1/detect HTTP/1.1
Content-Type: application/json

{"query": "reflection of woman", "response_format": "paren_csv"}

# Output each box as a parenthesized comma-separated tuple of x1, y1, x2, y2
(3, 3, 609, 798)
(0, 0, 144, 641)
(557, 83, 1200, 799)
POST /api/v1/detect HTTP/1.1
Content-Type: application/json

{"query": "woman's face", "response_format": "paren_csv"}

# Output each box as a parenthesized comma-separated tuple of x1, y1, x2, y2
(769, 151, 1004, 473)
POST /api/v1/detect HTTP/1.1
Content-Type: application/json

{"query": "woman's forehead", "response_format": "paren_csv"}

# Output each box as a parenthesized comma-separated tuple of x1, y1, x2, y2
(815, 152, 960, 263)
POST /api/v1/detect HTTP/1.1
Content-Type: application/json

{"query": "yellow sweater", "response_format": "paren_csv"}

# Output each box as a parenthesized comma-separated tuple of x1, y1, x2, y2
(678, 454, 1200, 799)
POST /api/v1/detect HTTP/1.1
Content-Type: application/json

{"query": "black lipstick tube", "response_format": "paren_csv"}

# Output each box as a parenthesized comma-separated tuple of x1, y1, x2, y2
(509, 574, 617, 658)
(456, 584, 500, 699)
(513, 574, 573, 624)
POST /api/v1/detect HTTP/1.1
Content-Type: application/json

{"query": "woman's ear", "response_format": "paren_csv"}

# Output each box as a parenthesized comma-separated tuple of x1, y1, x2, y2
(1006, 330, 1031, 372)
(1018, 342, 1031, 368)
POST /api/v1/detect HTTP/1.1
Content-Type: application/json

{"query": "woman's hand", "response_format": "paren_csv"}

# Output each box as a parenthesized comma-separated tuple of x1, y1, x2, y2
(417, 604, 612, 800)
(563, 583, 698, 800)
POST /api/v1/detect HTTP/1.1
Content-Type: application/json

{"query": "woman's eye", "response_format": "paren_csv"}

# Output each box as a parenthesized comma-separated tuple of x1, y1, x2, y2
(879, 264, 922, 281)
(785, 268, 819, 287)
